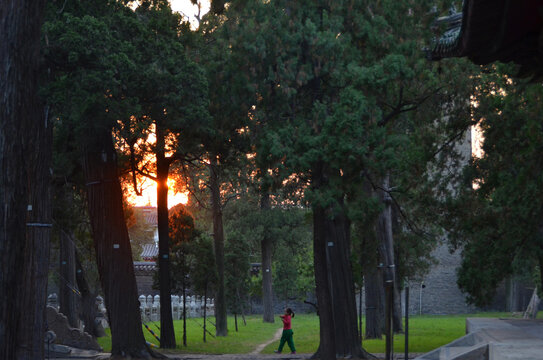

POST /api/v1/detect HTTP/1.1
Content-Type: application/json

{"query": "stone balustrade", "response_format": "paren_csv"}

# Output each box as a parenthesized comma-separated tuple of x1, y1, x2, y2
(46, 293, 215, 328)
(138, 294, 215, 322)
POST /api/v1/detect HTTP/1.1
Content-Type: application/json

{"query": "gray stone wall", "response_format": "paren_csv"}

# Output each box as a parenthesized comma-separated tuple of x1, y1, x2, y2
(405, 241, 477, 315)
(355, 240, 542, 316)
(355, 241, 476, 316)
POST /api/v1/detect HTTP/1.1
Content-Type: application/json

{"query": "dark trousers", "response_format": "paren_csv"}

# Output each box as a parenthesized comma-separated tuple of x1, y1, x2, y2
(278, 329, 296, 352)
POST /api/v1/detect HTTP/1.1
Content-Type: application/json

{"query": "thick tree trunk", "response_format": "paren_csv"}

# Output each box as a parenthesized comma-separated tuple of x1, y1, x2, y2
(209, 158, 228, 336)
(326, 203, 373, 358)
(75, 252, 102, 337)
(313, 206, 336, 360)
(365, 268, 385, 339)
(155, 122, 176, 348)
(60, 229, 79, 328)
(312, 166, 373, 359)
(260, 192, 275, 323)
(17, 103, 53, 360)
(1, 1, 47, 358)
(82, 130, 151, 358)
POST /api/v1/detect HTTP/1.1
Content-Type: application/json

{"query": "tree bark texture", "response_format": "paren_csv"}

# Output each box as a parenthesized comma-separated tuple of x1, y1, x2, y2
(17, 100, 53, 360)
(155, 122, 176, 348)
(392, 270, 403, 333)
(1, 1, 48, 358)
(60, 229, 79, 328)
(82, 130, 150, 358)
(391, 207, 403, 333)
(365, 267, 385, 339)
(312, 166, 373, 359)
(325, 203, 373, 359)
(313, 205, 336, 360)
(15, 93, 53, 359)
(260, 192, 275, 323)
(376, 174, 402, 333)
(209, 158, 228, 336)
(75, 252, 102, 337)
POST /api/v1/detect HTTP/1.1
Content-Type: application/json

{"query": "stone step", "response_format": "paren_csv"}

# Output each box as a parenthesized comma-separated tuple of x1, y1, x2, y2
(489, 343, 543, 360)
(414, 333, 489, 360)
(439, 344, 488, 360)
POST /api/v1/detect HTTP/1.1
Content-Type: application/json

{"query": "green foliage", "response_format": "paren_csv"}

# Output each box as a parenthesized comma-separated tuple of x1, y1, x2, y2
(273, 244, 315, 303)
(170, 204, 196, 247)
(222, 194, 313, 302)
(248, 274, 263, 299)
(440, 64, 543, 306)
(216, 0, 475, 248)
(167, 204, 198, 294)
(191, 234, 217, 298)
(224, 231, 250, 314)
(42, 3, 140, 142)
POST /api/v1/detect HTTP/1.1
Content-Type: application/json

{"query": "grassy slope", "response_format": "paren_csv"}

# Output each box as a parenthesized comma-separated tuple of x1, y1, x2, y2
(97, 312, 540, 354)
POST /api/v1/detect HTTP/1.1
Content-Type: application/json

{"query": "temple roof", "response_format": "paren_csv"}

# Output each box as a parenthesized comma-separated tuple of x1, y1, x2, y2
(138, 206, 157, 226)
(430, 0, 543, 74)
(141, 243, 158, 261)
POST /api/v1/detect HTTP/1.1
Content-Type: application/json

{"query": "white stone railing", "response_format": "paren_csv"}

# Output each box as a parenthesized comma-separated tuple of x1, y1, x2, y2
(139, 295, 215, 322)
(46, 293, 215, 329)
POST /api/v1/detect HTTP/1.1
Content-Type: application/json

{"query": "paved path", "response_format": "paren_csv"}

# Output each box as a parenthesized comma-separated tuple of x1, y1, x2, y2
(51, 326, 428, 360)
(250, 327, 283, 355)
(54, 351, 420, 360)
(415, 318, 543, 360)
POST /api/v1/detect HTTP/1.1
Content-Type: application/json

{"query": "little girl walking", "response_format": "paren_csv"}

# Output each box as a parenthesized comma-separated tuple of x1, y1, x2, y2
(275, 308, 296, 354)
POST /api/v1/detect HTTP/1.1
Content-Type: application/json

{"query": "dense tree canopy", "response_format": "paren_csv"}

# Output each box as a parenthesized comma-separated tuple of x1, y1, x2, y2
(7, 0, 539, 358)
(440, 65, 543, 306)
(204, 1, 475, 358)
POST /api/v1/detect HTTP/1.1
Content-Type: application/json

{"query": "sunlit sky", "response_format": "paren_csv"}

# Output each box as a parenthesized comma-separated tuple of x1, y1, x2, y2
(170, 0, 210, 28)
(127, 177, 189, 208)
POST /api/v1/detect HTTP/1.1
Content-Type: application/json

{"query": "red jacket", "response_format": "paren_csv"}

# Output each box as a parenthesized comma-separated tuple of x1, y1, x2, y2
(282, 314, 292, 330)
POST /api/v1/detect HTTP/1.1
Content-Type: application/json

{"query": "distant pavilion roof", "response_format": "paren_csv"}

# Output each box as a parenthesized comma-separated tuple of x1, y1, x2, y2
(137, 206, 158, 226)
(141, 243, 158, 261)
(430, 0, 543, 75)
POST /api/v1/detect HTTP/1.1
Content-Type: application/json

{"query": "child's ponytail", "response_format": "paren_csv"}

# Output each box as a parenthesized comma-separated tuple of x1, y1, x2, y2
(286, 307, 295, 318)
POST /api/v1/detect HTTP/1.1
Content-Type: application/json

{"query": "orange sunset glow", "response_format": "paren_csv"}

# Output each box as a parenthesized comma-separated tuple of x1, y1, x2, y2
(126, 177, 189, 208)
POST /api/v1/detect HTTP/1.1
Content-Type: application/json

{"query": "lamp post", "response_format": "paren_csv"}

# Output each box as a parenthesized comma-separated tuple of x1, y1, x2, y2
(405, 284, 409, 360)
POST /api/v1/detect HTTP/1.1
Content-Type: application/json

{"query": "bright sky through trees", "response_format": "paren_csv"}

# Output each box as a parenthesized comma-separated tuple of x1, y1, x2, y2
(170, 0, 210, 27)
(123, 1, 209, 208)
(126, 177, 189, 208)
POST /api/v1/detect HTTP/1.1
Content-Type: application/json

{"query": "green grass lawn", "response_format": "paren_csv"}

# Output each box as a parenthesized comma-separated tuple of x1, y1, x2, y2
(97, 315, 279, 354)
(97, 312, 539, 354)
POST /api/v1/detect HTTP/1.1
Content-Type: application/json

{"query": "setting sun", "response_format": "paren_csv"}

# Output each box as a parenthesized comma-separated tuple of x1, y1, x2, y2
(126, 177, 189, 208)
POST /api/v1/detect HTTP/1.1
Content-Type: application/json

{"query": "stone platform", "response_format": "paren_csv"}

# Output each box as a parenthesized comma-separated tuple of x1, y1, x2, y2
(415, 318, 543, 360)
